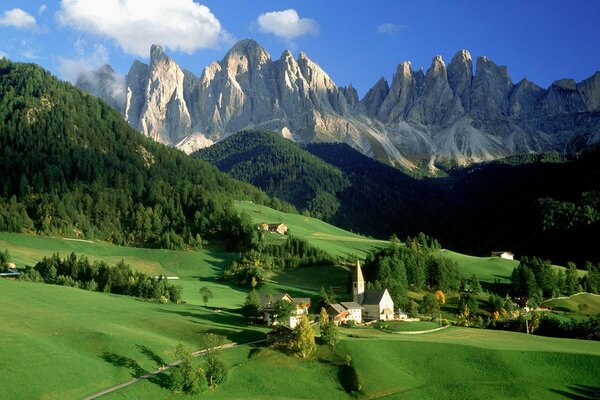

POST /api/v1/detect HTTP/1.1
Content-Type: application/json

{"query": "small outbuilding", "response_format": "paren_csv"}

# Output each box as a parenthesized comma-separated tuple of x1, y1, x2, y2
(491, 251, 514, 260)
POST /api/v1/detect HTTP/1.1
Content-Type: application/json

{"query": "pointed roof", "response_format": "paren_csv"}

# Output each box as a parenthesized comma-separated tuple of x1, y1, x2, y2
(362, 289, 389, 305)
(353, 260, 364, 283)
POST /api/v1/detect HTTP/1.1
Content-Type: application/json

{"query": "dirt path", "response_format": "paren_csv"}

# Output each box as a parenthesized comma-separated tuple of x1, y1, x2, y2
(82, 339, 266, 400)
(389, 325, 450, 335)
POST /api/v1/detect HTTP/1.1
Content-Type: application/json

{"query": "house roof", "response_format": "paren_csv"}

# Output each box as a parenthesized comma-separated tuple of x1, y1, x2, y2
(294, 297, 311, 306)
(328, 303, 346, 315)
(362, 289, 388, 305)
(491, 251, 514, 256)
(340, 302, 364, 310)
(259, 293, 291, 308)
(259, 293, 309, 309)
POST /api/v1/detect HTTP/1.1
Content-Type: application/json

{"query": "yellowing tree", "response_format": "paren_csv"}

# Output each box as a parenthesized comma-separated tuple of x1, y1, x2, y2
(434, 290, 446, 305)
(292, 314, 316, 358)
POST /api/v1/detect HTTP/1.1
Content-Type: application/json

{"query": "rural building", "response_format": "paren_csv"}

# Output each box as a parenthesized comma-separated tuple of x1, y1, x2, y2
(260, 293, 310, 328)
(491, 251, 515, 260)
(266, 325, 294, 347)
(0, 262, 20, 278)
(259, 222, 288, 235)
(352, 261, 395, 321)
(327, 302, 364, 324)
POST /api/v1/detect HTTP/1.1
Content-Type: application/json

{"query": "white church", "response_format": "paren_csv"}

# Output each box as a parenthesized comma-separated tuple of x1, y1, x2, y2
(352, 260, 395, 321)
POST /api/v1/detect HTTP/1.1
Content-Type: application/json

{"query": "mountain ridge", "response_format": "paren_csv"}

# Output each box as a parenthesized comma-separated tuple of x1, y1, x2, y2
(77, 39, 600, 170)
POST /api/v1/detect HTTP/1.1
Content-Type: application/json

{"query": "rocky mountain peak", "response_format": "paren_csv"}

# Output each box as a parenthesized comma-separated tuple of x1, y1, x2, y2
(447, 49, 473, 110)
(551, 78, 577, 91)
(150, 44, 167, 65)
(77, 41, 600, 168)
(470, 55, 513, 118)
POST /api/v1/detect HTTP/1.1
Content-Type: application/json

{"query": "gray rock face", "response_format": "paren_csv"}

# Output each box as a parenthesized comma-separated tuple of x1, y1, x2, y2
(470, 56, 513, 119)
(76, 64, 126, 111)
(447, 50, 473, 111)
(77, 40, 600, 169)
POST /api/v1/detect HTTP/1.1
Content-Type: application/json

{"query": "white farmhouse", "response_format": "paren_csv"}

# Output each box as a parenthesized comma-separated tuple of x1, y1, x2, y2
(491, 251, 515, 260)
(260, 293, 310, 328)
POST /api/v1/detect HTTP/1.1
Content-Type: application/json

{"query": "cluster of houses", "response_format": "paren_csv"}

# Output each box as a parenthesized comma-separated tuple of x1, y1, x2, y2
(262, 261, 403, 337)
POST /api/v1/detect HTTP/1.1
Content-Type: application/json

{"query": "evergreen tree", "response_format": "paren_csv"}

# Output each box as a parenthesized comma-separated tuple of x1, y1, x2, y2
(319, 307, 338, 346)
(241, 289, 261, 322)
(419, 293, 439, 317)
(292, 315, 316, 358)
(565, 262, 578, 295)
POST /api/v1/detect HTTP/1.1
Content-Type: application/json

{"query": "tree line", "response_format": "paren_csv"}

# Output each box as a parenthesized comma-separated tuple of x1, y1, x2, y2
(19, 252, 182, 302)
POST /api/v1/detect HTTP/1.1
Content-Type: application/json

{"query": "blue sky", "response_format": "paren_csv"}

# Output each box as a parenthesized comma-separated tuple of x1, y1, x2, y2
(1, 1, 599, 97)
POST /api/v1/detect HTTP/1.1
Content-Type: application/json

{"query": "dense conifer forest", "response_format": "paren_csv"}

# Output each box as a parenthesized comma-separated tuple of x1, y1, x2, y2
(0, 60, 291, 250)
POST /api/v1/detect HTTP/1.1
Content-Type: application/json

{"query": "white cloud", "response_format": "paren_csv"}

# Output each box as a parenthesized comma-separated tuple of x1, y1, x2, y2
(257, 9, 319, 40)
(377, 23, 409, 35)
(58, 42, 110, 83)
(0, 8, 37, 30)
(0, 51, 7, 59)
(39, 4, 47, 15)
(57, 0, 230, 57)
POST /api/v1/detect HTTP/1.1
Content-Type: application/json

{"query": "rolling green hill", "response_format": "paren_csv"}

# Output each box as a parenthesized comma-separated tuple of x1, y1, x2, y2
(196, 129, 349, 220)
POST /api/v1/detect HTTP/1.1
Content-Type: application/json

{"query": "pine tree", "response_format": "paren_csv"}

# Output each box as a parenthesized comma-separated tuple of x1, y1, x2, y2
(292, 315, 316, 358)
(241, 289, 261, 321)
(319, 307, 339, 346)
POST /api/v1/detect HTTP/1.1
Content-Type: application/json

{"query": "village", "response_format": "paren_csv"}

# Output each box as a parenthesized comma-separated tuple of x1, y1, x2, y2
(261, 260, 408, 346)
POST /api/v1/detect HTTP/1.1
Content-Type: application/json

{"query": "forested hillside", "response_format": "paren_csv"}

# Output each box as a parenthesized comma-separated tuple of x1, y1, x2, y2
(196, 130, 600, 265)
(0, 60, 289, 250)
(196, 129, 350, 219)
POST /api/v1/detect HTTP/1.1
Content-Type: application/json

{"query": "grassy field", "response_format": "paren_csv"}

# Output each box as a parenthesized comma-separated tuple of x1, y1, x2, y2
(2, 228, 600, 399)
(373, 321, 441, 332)
(0, 279, 268, 400)
(543, 293, 600, 315)
(235, 201, 388, 258)
(337, 327, 600, 399)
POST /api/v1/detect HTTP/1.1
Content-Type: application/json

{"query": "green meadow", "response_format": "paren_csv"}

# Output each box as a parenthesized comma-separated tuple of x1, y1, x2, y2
(235, 201, 388, 258)
(0, 279, 267, 400)
(1, 203, 598, 399)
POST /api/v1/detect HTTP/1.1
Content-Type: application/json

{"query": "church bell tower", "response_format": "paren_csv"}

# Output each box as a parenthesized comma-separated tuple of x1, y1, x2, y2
(352, 260, 365, 304)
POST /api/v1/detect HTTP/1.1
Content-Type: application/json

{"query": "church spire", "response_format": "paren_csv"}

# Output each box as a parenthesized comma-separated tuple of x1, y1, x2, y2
(353, 260, 365, 304)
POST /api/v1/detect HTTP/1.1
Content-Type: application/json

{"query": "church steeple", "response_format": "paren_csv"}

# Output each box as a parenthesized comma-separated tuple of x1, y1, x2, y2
(352, 260, 365, 304)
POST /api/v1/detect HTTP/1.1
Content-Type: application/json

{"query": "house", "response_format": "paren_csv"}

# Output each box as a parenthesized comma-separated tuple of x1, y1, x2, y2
(0, 262, 20, 278)
(260, 293, 310, 328)
(339, 302, 364, 323)
(327, 302, 364, 325)
(491, 251, 514, 260)
(266, 325, 294, 347)
(327, 303, 348, 325)
(396, 308, 409, 320)
(352, 261, 395, 321)
(259, 223, 288, 235)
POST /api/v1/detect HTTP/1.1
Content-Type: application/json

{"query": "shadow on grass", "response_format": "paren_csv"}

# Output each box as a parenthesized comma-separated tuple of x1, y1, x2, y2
(100, 352, 147, 378)
(136, 344, 165, 368)
(148, 372, 173, 390)
(550, 385, 600, 399)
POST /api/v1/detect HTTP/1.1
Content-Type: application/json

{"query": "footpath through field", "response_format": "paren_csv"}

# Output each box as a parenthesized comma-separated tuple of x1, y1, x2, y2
(388, 324, 450, 335)
(82, 339, 266, 400)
